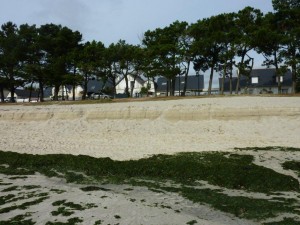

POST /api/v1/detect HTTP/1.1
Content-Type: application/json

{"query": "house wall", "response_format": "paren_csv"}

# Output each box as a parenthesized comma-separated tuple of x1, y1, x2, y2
(68, 86, 84, 100)
(52, 86, 83, 100)
(143, 80, 155, 96)
(116, 76, 155, 97)
(2, 89, 10, 99)
(116, 76, 140, 96)
(241, 86, 293, 95)
(6, 92, 18, 98)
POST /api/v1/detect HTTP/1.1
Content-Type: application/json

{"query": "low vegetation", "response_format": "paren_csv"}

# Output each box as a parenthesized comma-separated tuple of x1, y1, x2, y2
(1, 148, 300, 223)
(0, 151, 298, 193)
(0, 213, 34, 225)
(282, 161, 300, 177)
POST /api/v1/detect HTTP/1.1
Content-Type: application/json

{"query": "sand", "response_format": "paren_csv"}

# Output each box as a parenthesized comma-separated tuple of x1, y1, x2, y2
(0, 172, 257, 225)
(1, 96, 300, 224)
(0, 96, 299, 160)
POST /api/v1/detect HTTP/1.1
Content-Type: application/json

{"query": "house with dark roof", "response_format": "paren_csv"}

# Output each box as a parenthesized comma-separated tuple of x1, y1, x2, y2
(47, 78, 114, 100)
(6, 89, 40, 102)
(156, 75, 205, 96)
(219, 68, 293, 94)
(87, 78, 114, 95)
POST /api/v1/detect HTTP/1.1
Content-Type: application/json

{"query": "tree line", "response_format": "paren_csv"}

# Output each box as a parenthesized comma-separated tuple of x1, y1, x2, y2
(0, 0, 299, 102)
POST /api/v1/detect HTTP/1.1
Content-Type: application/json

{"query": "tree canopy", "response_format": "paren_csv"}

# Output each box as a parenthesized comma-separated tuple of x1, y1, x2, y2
(0, 1, 300, 101)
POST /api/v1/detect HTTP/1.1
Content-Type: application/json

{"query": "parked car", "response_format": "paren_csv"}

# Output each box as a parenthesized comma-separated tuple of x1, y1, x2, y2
(90, 92, 112, 100)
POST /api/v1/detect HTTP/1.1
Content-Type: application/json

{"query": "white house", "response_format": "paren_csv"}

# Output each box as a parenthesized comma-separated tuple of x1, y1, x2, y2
(68, 85, 84, 100)
(52, 85, 84, 100)
(115, 75, 155, 97)
(5, 89, 39, 102)
(0, 89, 9, 102)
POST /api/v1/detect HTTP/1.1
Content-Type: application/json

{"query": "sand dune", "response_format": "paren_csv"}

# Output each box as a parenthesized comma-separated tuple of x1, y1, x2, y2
(0, 96, 300, 160)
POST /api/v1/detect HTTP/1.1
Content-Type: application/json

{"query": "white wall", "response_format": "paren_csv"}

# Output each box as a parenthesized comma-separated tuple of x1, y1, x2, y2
(52, 85, 83, 99)
(116, 76, 155, 96)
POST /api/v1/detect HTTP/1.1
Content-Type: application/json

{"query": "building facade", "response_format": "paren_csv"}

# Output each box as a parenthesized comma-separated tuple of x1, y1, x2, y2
(219, 68, 293, 94)
(156, 75, 205, 96)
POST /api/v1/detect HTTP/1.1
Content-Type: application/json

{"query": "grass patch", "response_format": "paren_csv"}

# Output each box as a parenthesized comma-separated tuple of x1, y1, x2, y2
(80, 186, 111, 192)
(0, 194, 15, 205)
(149, 188, 165, 193)
(178, 187, 298, 220)
(0, 182, 13, 186)
(123, 188, 133, 191)
(2, 185, 19, 192)
(0, 196, 49, 214)
(0, 151, 298, 193)
(64, 172, 85, 183)
(1, 150, 300, 221)
(235, 147, 300, 152)
(186, 220, 198, 225)
(3, 191, 48, 205)
(282, 161, 300, 177)
(131, 179, 300, 220)
(63, 202, 85, 211)
(263, 218, 300, 225)
(51, 207, 74, 216)
(23, 185, 41, 190)
(0, 213, 34, 225)
(86, 203, 98, 209)
(52, 200, 66, 206)
(50, 189, 66, 194)
(0, 165, 34, 176)
(46, 217, 83, 225)
(51, 200, 95, 216)
(8, 176, 28, 180)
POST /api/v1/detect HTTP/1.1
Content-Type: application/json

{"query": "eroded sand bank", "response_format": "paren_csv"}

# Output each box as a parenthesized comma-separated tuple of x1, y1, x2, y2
(0, 96, 300, 160)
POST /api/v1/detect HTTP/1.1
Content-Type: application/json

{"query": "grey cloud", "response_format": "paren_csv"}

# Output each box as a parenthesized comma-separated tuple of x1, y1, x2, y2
(31, 0, 90, 33)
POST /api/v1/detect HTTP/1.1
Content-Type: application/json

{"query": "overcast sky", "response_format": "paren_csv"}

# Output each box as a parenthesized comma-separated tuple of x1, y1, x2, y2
(1, 0, 273, 45)
(0, 0, 274, 87)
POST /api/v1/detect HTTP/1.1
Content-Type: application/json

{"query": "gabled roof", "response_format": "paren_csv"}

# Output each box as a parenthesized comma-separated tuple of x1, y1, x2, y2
(15, 89, 39, 98)
(156, 75, 204, 92)
(135, 76, 146, 85)
(115, 74, 146, 86)
(87, 79, 113, 93)
(43, 87, 53, 98)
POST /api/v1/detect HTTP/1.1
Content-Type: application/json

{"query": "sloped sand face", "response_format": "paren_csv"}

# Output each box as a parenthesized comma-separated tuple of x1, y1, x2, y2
(0, 96, 300, 160)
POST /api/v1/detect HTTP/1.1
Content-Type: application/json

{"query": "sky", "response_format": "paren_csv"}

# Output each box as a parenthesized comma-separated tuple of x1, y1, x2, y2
(0, 0, 273, 45)
(0, 0, 274, 87)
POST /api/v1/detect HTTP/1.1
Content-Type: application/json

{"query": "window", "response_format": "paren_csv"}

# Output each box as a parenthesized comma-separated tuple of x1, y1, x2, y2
(251, 77, 259, 84)
(276, 76, 283, 83)
(130, 81, 135, 88)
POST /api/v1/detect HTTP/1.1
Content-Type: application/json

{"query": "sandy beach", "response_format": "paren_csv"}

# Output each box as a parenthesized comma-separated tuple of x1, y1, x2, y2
(1, 96, 300, 225)
(0, 96, 300, 160)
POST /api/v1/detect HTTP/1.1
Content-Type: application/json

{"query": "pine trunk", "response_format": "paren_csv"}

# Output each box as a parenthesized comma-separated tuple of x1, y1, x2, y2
(235, 54, 245, 94)
(208, 65, 214, 95)
(39, 81, 44, 102)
